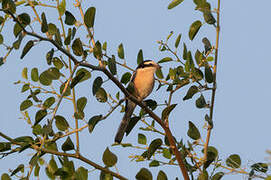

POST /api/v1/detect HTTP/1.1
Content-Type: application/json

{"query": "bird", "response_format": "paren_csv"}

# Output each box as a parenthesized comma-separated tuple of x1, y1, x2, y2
(114, 60, 161, 143)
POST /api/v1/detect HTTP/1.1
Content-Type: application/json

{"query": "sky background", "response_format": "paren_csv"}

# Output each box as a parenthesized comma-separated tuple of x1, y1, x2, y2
(1, 0, 271, 179)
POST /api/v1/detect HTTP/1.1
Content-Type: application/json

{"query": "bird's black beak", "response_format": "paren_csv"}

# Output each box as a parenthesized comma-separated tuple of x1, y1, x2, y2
(157, 64, 162, 69)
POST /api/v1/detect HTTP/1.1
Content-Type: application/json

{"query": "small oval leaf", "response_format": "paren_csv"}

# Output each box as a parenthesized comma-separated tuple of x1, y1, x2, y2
(102, 147, 118, 167)
(187, 121, 201, 140)
(84, 7, 96, 28)
(189, 20, 202, 41)
(20, 100, 33, 111)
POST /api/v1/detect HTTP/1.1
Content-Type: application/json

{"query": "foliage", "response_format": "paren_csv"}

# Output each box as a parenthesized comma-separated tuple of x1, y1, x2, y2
(0, 0, 269, 180)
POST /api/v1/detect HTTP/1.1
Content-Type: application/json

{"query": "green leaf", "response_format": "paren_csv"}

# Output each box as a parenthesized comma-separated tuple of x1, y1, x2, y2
(0, 16, 4, 25)
(205, 65, 213, 83)
(93, 41, 102, 59)
(204, 12, 216, 25)
(31, 68, 39, 82)
(251, 163, 268, 173)
(75, 68, 91, 82)
(13, 23, 23, 37)
(137, 49, 143, 65)
(52, 57, 64, 69)
(226, 154, 241, 168)
(2, 0, 16, 14)
(138, 133, 147, 145)
(55, 28, 62, 46)
(48, 156, 58, 175)
(1, 173, 11, 180)
(168, 0, 184, 9)
(211, 172, 224, 180)
(155, 68, 164, 79)
(13, 33, 24, 49)
(22, 67, 28, 79)
(41, 12, 48, 33)
(193, 68, 204, 81)
(70, 71, 86, 89)
(175, 33, 181, 48)
(183, 43, 187, 60)
(108, 56, 117, 75)
(162, 104, 177, 121)
(29, 153, 40, 166)
(206, 56, 214, 61)
(0, 142, 11, 152)
(48, 23, 57, 35)
(60, 81, 71, 96)
(95, 88, 107, 103)
(121, 72, 131, 84)
(55, 115, 69, 131)
(64, 11, 76, 25)
(202, 37, 212, 53)
(74, 111, 84, 120)
(84, 7, 96, 28)
(77, 97, 87, 112)
(18, 13, 30, 25)
(162, 148, 171, 159)
(39, 71, 52, 86)
(64, 28, 72, 45)
(183, 85, 198, 100)
(21, 40, 34, 59)
(189, 20, 202, 41)
(158, 57, 173, 63)
(136, 168, 152, 180)
(20, 99, 33, 111)
(14, 136, 33, 143)
(34, 109, 47, 125)
(0, 34, 3, 44)
(195, 95, 207, 108)
(43, 97, 55, 108)
(11, 164, 24, 176)
(187, 121, 201, 140)
(157, 170, 168, 180)
(21, 84, 30, 93)
(46, 67, 60, 80)
(149, 160, 159, 167)
(203, 146, 218, 169)
(62, 137, 74, 151)
(144, 99, 157, 110)
(58, 0, 66, 16)
(102, 41, 107, 51)
(72, 38, 84, 56)
(92, 76, 103, 95)
(102, 147, 117, 167)
(198, 170, 208, 180)
(34, 165, 40, 177)
(118, 43, 125, 59)
(100, 171, 113, 180)
(195, 50, 203, 65)
(46, 49, 54, 65)
(75, 167, 88, 180)
(88, 115, 103, 133)
(147, 138, 162, 159)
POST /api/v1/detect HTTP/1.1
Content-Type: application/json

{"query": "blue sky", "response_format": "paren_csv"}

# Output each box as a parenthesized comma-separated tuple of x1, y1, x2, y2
(1, 0, 271, 179)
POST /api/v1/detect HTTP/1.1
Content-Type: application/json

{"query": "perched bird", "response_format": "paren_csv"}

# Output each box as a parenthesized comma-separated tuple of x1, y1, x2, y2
(114, 60, 161, 143)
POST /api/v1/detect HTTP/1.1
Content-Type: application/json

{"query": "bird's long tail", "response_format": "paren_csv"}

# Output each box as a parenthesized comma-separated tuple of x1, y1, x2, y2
(115, 100, 136, 143)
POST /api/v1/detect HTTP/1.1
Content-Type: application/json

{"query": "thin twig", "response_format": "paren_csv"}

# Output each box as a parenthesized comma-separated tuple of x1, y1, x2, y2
(203, 0, 221, 162)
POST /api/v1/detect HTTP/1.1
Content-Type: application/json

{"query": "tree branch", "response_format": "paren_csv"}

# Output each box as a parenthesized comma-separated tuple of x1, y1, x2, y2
(203, 0, 221, 162)
(3, 10, 189, 180)
(0, 131, 127, 180)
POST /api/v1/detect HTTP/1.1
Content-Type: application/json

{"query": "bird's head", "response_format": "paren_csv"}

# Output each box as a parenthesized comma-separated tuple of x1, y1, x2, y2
(137, 60, 161, 70)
